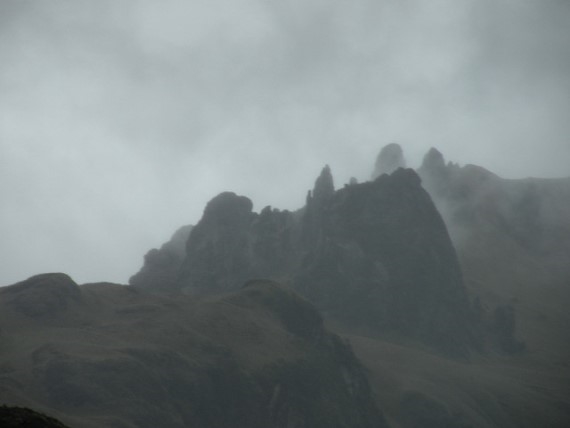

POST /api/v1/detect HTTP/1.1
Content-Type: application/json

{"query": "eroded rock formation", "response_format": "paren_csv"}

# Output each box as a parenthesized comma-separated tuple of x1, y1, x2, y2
(133, 165, 481, 357)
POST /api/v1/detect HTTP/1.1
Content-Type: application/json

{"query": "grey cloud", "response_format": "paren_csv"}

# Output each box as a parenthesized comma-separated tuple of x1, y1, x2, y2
(1, 0, 569, 285)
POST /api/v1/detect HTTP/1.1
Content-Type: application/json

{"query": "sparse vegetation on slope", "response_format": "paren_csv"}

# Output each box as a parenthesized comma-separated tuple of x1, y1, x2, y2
(0, 276, 388, 428)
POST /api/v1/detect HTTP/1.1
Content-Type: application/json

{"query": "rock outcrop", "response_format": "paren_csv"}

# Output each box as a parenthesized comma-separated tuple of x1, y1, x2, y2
(311, 164, 335, 201)
(133, 166, 481, 357)
(178, 193, 260, 293)
(130, 225, 193, 291)
(371, 143, 406, 179)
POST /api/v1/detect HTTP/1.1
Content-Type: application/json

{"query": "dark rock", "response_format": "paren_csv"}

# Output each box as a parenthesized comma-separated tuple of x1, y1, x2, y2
(420, 147, 446, 174)
(371, 143, 406, 179)
(129, 225, 193, 291)
(178, 192, 257, 293)
(201, 191, 254, 223)
(257, 335, 387, 428)
(134, 167, 481, 356)
(0, 405, 70, 428)
(300, 168, 478, 357)
(311, 164, 335, 202)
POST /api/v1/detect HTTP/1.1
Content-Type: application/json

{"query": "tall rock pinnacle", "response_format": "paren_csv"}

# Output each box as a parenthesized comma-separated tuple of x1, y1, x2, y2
(417, 147, 450, 195)
(312, 165, 335, 201)
(420, 147, 446, 173)
(371, 143, 406, 179)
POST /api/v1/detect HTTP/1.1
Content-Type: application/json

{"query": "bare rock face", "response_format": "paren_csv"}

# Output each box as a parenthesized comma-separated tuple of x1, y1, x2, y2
(311, 164, 335, 202)
(295, 168, 479, 357)
(371, 143, 406, 179)
(419, 147, 446, 173)
(133, 167, 481, 357)
(130, 225, 193, 291)
(179, 192, 258, 292)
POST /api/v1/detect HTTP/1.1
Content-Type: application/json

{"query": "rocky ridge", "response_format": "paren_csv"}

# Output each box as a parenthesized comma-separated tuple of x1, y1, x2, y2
(3, 145, 570, 428)
(132, 164, 482, 357)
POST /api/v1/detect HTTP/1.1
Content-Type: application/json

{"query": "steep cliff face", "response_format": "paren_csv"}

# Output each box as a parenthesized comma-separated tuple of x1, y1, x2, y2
(0, 275, 387, 428)
(371, 143, 406, 179)
(130, 225, 193, 291)
(132, 166, 480, 356)
(299, 169, 478, 356)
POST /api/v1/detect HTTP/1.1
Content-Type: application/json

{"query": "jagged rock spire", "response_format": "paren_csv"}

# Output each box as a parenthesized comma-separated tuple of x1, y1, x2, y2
(312, 165, 335, 201)
(371, 143, 406, 179)
(420, 147, 446, 173)
(417, 148, 449, 194)
(201, 191, 253, 224)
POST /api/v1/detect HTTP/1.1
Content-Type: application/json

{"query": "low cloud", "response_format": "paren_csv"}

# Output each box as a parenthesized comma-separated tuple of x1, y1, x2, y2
(1, 0, 569, 284)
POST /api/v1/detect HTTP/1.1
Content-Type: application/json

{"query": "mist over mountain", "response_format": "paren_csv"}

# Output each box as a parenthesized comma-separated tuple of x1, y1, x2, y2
(1, 146, 569, 427)
(2, 0, 570, 287)
(131, 162, 483, 357)
(371, 143, 406, 179)
(2, 1, 570, 426)
(0, 275, 387, 428)
(416, 146, 570, 359)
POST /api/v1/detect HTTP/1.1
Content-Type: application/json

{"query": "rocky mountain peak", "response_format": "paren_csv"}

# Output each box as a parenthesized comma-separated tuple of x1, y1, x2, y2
(371, 143, 406, 179)
(311, 164, 335, 201)
(421, 147, 446, 172)
(201, 191, 254, 225)
(129, 225, 193, 291)
(417, 147, 451, 197)
(133, 163, 481, 356)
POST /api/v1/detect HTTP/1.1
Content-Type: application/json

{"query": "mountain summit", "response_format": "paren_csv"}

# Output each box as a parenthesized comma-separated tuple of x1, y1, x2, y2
(371, 142, 406, 179)
(132, 163, 481, 357)
(3, 145, 569, 428)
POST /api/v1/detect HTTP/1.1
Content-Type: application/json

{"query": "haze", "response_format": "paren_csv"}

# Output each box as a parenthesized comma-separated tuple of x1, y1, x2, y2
(1, 0, 569, 285)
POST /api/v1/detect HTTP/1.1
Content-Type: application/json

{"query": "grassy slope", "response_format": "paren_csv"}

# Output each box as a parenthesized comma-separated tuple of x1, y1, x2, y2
(343, 227, 570, 427)
(0, 279, 384, 428)
(349, 335, 570, 428)
(2, 276, 568, 428)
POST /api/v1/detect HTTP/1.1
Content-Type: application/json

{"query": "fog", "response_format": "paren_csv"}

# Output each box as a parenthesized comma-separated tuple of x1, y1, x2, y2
(1, 0, 569, 285)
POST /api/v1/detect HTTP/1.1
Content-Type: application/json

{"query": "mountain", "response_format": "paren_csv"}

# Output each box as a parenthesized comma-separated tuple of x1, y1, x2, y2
(417, 147, 570, 359)
(371, 143, 406, 179)
(3, 145, 569, 428)
(0, 274, 387, 428)
(131, 166, 482, 357)
(125, 145, 570, 427)
(129, 225, 193, 291)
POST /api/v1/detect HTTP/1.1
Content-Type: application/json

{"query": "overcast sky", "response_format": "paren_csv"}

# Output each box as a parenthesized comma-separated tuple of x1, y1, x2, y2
(1, 0, 569, 286)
